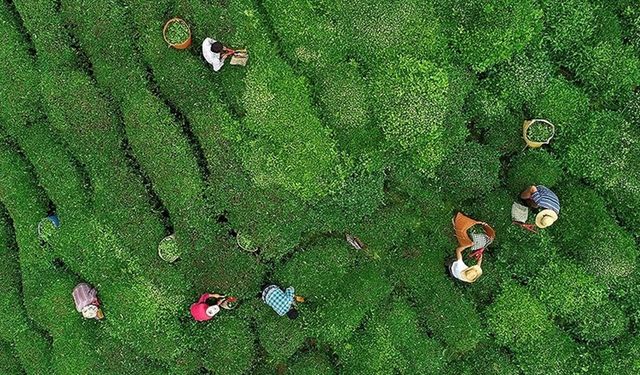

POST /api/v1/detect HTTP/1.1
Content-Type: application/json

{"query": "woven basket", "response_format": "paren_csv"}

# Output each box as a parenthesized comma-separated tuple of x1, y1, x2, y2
(163, 18, 192, 50)
(523, 119, 555, 148)
(158, 234, 180, 263)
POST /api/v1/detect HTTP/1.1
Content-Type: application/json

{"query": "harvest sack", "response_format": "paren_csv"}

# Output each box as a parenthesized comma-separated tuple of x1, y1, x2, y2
(511, 202, 529, 223)
(453, 212, 495, 248)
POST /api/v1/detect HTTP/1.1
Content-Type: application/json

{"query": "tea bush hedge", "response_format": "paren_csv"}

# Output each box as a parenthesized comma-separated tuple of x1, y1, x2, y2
(1, 0, 639, 373)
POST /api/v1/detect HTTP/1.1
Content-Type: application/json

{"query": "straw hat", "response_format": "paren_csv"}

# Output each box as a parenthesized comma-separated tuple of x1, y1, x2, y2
(81, 305, 99, 319)
(535, 209, 558, 228)
(462, 265, 483, 283)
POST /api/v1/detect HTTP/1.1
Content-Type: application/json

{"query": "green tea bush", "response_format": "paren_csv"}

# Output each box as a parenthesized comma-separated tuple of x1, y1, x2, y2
(262, 0, 343, 71)
(539, 0, 596, 56)
(438, 0, 543, 71)
(599, 335, 640, 375)
(275, 238, 356, 300)
(530, 259, 627, 342)
(448, 342, 519, 375)
(529, 77, 591, 153)
(492, 48, 555, 109)
(467, 87, 524, 155)
(392, 235, 484, 354)
(309, 262, 393, 345)
(287, 352, 335, 375)
(241, 58, 346, 200)
(487, 283, 578, 373)
(371, 57, 454, 176)
(554, 183, 637, 283)
(0, 341, 23, 375)
(437, 141, 501, 203)
(571, 41, 640, 105)
(189, 315, 255, 375)
(506, 150, 563, 194)
(317, 0, 445, 67)
(336, 301, 444, 374)
(255, 300, 309, 362)
(315, 62, 373, 145)
(566, 111, 639, 200)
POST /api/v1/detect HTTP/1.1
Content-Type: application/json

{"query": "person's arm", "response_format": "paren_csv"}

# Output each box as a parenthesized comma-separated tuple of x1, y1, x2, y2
(455, 245, 468, 261)
(198, 293, 218, 303)
(520, 185, 536, 200)
(285, 287, 295, 299)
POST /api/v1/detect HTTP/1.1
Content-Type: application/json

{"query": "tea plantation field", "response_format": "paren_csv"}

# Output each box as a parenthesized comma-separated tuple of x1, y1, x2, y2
(1, 0, 639, 374)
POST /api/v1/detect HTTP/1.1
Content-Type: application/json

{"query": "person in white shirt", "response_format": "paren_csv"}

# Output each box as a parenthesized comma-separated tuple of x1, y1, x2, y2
(450, 243, 483, 283)
(202, 38, 233, 72)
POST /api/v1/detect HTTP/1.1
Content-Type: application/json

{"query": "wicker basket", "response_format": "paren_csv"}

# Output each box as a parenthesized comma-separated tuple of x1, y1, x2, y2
(523, 119, 555, 148)
(163, 18, 192, 50)
(158, 234, 181, 263)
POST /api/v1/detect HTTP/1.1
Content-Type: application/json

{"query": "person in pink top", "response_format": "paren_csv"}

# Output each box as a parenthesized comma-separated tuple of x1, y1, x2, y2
(190, 293, 236, 322)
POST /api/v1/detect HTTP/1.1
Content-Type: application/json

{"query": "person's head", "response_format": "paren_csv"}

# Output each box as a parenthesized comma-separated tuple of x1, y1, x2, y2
(211, 42, 224, 53)
(81, 304, 100, 319)
(462, 265, 483, 283)
(535, 209, 558, 228)
(286, 308, 299, 320)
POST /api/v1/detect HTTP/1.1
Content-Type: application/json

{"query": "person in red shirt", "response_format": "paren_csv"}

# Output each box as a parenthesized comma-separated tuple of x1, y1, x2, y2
(190, 293, 236, 321)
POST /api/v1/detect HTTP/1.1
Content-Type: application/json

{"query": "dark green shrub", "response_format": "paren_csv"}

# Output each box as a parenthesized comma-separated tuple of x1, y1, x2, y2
(467, 87, 524, 155)
(564, 111, 640, 236)
(371, 57, 453, 176)
(287, 352, 336, 375)
(255, 300, 308, 362)
(488, 283, 554, 351)
(262, 0, 344, 71)
(317, 0, 445, 66)
(487, 283, 578, 374)
(240, 58, 346, 201)
(529, 78, 591, 153)
(448, 342, 519, 375)
(571, 42, 640, 105)
(309, 262, 392, 345)
(492, 48, 555, 109)
(539, 0, 596, 55)
(506, 150, 563, 194)
(437, 141, 501, 203)
(315, 62, 375, 150)
(275, 238, 356, 300)
(192, 316, 255, 375)
(438, 0, 543, 71)
(336, 301, 444, 374)
(554, 183, 637, 283)
(530, 259, 628, 342)
(392, 235, 484, 354)
(0, 341, 23, 375)
(599, 335, 640, 375)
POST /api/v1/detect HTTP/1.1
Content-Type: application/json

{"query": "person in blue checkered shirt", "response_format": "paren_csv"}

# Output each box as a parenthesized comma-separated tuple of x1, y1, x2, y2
(261, 284, 299, 319)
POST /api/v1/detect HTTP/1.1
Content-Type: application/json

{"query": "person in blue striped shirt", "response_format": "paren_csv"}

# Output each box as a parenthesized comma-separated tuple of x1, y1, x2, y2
(520, 185, 560, 228)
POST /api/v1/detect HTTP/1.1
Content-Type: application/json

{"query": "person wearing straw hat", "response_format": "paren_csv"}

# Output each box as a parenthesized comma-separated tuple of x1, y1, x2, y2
(72, 283, 104, 320)
(202, 38, 235, 72)
(449, 243, 484, 283)
(190, 293, 237, 322)
(520, 185, 560, 228)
